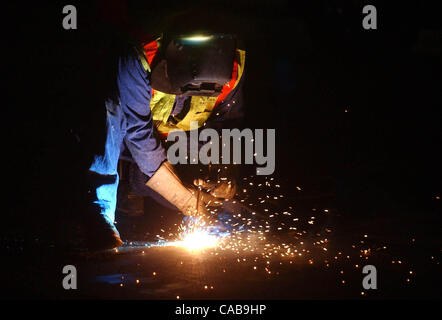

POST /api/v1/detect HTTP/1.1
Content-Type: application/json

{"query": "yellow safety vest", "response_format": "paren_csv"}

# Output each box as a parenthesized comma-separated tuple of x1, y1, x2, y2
(136, 45, 245, 136)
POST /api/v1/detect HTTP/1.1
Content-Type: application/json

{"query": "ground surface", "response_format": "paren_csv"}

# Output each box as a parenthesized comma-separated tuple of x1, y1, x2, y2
(2, 176, 441, 300)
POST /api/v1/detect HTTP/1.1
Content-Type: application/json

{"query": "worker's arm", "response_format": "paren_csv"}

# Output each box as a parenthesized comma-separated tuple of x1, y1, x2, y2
(117, 48, 206, 216)
(117, 48, 167, 177)
(146, 161, 209, 216)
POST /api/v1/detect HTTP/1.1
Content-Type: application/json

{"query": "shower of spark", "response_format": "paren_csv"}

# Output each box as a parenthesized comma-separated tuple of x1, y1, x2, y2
(154, 171, 330, 267)
(117, 169, 439, 300)
(112, 162, 442, 301)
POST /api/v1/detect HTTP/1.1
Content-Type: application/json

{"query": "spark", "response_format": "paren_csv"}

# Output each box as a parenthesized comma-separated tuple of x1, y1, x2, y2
(171, 215, 228, 252)
(176, 229, 220, 251)
(180, 35, 213, 42)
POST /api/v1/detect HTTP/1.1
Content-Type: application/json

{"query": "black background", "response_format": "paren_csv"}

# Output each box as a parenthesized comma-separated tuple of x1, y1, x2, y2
(2, 0, 441, 275)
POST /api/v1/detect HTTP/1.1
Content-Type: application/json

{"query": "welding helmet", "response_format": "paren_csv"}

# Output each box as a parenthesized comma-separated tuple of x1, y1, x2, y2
(151, 33, 236, 97)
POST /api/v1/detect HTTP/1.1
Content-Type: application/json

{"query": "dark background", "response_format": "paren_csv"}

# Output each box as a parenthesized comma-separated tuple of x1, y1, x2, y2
(3, 0, 441, 247)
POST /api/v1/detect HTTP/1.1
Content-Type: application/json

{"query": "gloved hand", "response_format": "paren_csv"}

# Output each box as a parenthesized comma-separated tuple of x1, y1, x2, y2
(146, 161, 209, 216)
(193, 178, 237, 200)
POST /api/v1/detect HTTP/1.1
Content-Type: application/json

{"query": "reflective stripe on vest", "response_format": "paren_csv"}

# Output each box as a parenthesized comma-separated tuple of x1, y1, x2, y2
(136, 40, 245, 137)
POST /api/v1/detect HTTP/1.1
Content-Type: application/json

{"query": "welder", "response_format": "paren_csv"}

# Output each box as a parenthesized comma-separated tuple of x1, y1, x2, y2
(86, 31, 245, 250)
(117, 33, 245, 217)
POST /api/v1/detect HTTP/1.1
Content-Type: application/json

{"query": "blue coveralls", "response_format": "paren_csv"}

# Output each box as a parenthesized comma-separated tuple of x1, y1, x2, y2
(89, 49, 166, 225)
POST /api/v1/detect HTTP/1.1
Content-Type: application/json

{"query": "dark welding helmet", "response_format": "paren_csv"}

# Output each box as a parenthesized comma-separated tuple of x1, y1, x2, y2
(151, 34, 236, 97)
